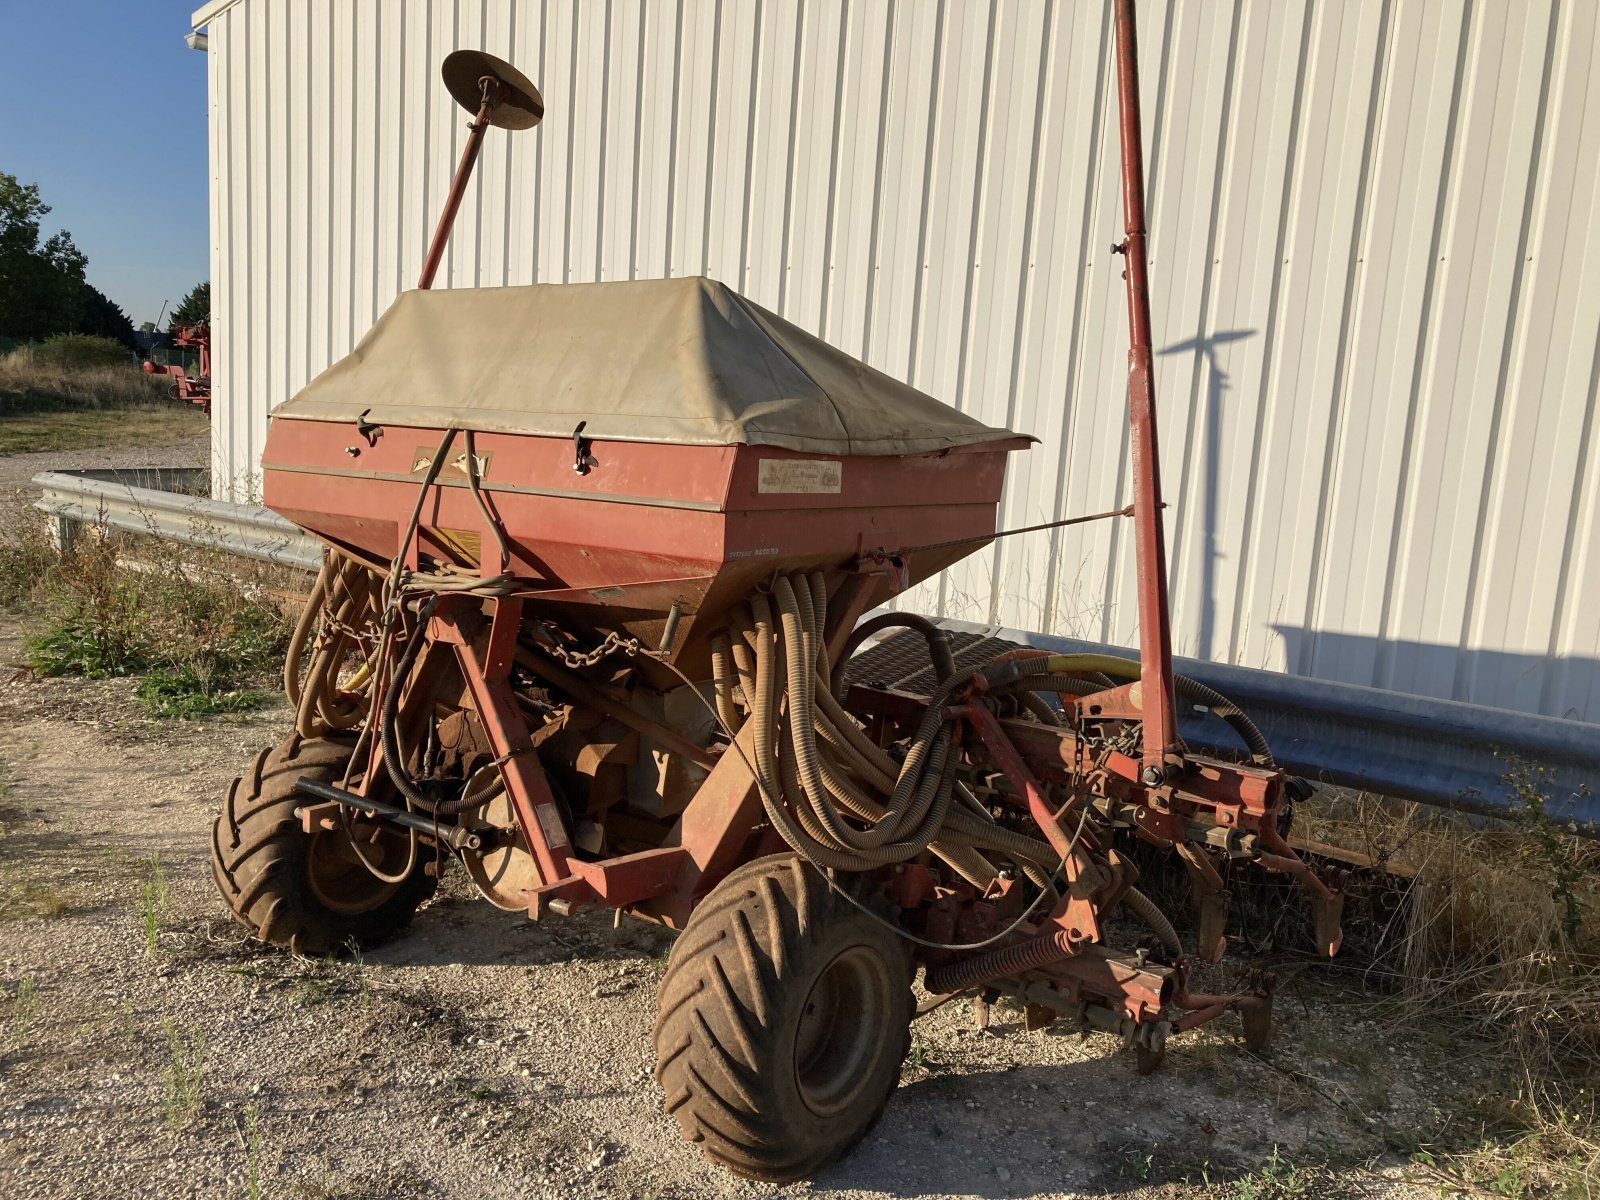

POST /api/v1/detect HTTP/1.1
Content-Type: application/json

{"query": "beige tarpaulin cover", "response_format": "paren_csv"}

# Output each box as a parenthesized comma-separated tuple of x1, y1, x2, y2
(273, 277, 1027, 456)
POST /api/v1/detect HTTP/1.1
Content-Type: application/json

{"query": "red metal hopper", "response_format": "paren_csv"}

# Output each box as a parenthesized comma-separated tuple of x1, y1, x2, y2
(262, 276, 1030, 667)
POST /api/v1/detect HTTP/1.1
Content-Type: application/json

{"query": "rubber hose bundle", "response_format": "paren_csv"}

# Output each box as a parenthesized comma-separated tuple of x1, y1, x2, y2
(287, 551, 383, 739)
(723, 572, 1062, 889)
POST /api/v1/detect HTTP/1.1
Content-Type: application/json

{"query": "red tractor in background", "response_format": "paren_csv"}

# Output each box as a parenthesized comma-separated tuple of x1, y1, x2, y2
(142, 320, 211, 414)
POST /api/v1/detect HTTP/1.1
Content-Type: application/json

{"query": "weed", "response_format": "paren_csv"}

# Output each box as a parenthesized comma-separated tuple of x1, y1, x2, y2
(116, 999, 138, 1042)
(1503, 758, 1592, 945)
(1285, 771, 1600, 1190)
(242, 1102, 262, 1200)
(147, 853, 169, 909)
(139, 853, 171, 955)
(451, 1076, 500, 1103)
(0, 878, 71, 920)
(344, 939, 371, 1009)
(26, 523, 148, 677)
(288, 955, 373, 1009)
(11, 976, 37, 1045)
(907, 1039, 939, 1074)
(136, 668, 267, 720)
(0, 492, 60, 608)
(1127, 1151, 1153, 1181)
(139, 888, 158, 951)
(161, 1020, 206, 1128)
(1225, 1147, 1315, 1200)
(11, 502, 296, 717)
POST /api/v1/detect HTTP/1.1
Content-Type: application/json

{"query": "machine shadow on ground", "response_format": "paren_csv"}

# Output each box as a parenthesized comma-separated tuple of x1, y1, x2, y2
(370, 886, 675, 970)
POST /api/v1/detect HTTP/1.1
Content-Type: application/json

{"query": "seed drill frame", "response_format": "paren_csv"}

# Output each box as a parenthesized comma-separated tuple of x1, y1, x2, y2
(219, 0, 1348, 1180)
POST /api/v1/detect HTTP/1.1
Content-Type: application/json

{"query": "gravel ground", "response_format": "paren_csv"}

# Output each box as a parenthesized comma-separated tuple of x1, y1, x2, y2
(0, 435, 1476, 1199)
(0, 632, 1474, 1200)
(0, 432, 209, 496)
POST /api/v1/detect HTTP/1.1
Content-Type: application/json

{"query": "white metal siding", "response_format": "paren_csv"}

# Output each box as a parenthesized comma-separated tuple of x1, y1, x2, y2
(200, 0, 1600, 723)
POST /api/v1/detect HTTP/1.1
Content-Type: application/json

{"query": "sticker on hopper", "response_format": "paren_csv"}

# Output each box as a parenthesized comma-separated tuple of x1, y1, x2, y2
(758, 459, 842, 494)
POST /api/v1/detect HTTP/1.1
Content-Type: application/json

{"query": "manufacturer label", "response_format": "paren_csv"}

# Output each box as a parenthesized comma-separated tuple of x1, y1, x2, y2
(758, 458, 842, 494)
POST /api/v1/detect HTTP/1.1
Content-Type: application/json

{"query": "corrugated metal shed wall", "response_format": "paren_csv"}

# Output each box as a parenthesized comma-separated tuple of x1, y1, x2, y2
(199, 0, 1600, 723)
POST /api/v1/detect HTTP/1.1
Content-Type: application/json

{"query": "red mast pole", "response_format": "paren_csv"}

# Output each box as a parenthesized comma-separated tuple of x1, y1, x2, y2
(1111, 0, 1180, 785)
(417, 81, 503, 291)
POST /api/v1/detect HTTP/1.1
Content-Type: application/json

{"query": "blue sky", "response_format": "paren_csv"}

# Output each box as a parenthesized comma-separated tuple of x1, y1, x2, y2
(0, 2, 209, 328)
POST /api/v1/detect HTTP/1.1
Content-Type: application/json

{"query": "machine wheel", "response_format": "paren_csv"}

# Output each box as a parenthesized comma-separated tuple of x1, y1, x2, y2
(652, 854, 914, 1182)
(211, 734, 437, 954)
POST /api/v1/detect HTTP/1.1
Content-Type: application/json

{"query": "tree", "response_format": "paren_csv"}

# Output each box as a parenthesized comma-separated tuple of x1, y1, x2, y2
(169, 280, 209, 331)
(0, 172, 88, 340)
(77, 283, 139, 351)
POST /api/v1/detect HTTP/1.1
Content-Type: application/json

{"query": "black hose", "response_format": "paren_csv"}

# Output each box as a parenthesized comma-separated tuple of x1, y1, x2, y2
(378, 601, 451, 813)
(1123, 886, 1183, 959)
(1170, 674, 1274, 767)
(830, 612, 957, 701)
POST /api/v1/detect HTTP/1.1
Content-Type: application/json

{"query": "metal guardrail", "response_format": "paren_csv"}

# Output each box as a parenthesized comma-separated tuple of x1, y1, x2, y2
(32, 469, 322, 573)
(935, 619, 1600, 834)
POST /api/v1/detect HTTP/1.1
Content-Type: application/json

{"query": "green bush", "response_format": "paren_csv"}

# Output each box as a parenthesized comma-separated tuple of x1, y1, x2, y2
(7, 503, 297, 718)
(30, 334, 132, 369)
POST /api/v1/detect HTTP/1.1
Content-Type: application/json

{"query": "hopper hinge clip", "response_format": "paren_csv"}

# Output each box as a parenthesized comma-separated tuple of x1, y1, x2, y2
(572, 421, 595, 475)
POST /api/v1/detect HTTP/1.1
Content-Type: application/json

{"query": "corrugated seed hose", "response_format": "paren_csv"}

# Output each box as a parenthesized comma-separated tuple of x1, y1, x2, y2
(287, 551, 381, 739)
(708, 571, 1259, 959)
(715, 571, 1157, 888)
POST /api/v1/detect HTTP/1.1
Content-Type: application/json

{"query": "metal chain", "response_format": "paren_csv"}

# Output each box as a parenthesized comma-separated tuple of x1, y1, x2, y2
(542, 629, 647, 669)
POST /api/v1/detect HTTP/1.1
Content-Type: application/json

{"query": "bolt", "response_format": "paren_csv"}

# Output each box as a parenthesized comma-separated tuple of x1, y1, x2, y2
(1141, 765, 1164, 787)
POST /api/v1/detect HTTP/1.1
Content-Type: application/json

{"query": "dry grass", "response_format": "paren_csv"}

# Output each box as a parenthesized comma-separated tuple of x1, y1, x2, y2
(0, 348, 172, 413)
(1300, 774, 1600, 1192)
(0, 346, 206, 455)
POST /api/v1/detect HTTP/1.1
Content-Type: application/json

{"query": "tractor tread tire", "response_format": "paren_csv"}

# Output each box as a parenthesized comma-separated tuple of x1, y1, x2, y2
(211, 734, 435, 955)
(652, 854, 913, 1182)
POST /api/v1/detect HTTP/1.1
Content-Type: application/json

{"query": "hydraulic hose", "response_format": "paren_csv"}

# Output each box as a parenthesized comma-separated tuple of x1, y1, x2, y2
(830, 611, 957, 701)
(708, 632, 742, 733)
(1123, 886, 1183, 959)
(284, 554, 330, 709)
(740, 574, 1074, 886)
(288, 553, 381, 739)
